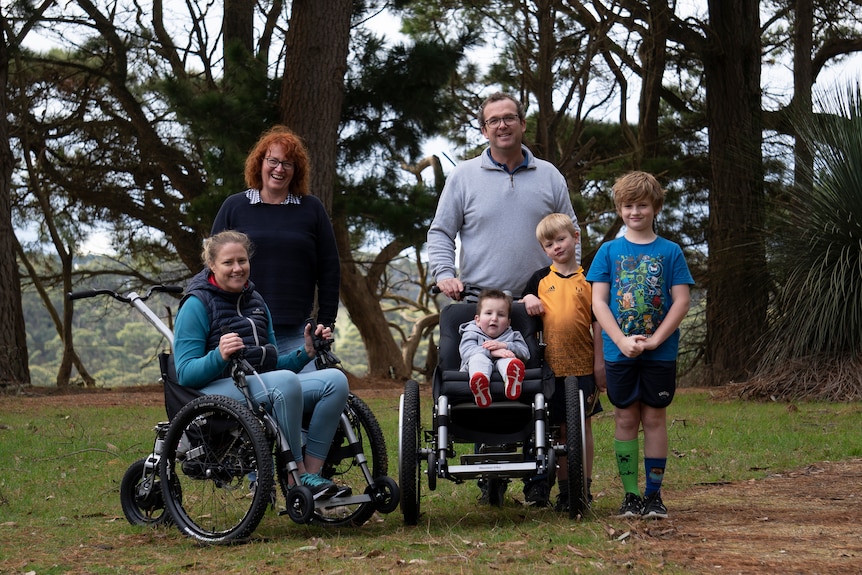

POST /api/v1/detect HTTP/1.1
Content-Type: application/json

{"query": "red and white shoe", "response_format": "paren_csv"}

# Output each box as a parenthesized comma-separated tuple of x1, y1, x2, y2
(504, 359, 525, 400)
(469, 372, 492, 408)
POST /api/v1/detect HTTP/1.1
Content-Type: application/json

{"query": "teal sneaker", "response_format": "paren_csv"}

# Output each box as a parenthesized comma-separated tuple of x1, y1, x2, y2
(299, 473, 338, 500)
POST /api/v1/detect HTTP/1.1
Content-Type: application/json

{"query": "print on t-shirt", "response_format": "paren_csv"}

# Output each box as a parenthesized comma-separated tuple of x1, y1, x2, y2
(614, 254, 666, 336)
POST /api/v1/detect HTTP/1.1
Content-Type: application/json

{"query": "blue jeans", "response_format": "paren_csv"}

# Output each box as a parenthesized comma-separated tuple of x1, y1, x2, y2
(198, 370, 304, 461)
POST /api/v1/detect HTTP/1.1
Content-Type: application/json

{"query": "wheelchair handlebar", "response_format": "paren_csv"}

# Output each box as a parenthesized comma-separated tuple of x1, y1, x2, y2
(305, 317, 341, 369)
(68, 284, 183, 302)
(431, 284, 507, 303)
(68, 284, 183, 347)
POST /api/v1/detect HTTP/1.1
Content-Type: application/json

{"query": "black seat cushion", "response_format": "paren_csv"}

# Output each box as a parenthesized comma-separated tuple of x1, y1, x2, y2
(433, 302, 550, 405)
(160, 352, 203, 420)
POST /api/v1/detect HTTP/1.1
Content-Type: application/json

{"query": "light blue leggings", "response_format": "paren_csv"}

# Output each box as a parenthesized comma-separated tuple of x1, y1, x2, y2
(199, 367, 348, 463)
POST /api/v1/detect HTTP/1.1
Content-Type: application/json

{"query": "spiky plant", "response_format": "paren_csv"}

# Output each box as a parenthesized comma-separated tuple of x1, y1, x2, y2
(746, 81, 862, 401)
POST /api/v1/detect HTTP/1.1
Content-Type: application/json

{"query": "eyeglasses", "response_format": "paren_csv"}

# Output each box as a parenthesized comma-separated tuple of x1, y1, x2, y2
(264, 157, 295, 170)
(482, 114, 521, 129)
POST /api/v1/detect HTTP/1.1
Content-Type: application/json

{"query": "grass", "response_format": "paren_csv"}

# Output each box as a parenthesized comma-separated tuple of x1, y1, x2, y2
(1, 387, 860, 574)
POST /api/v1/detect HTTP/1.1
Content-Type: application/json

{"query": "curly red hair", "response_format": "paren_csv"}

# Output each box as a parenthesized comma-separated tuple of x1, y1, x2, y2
(243, 125, 310, 196)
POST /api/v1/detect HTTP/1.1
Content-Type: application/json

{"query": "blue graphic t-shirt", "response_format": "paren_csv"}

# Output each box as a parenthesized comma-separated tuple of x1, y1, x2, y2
(586, 236, 694, 363)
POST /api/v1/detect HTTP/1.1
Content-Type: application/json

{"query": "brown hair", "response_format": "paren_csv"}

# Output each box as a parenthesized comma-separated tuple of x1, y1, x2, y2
(478, 92, 526, 127)
(612, 171, 666, 213)
(243, 125, 310, 196)
(201, 230, 254, 267)
(476, 288, 513, 315)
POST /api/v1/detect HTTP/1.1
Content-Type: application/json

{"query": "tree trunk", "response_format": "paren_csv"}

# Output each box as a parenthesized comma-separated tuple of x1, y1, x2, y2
(792, 0, 814, 189)
(332, 216, 412, 380)
(637, 0, 671, 164)
(703, 0, 768, 384)
(0, 19, 31, 387)
(16, 240, 94, 386)
(279, 0, 352, 213)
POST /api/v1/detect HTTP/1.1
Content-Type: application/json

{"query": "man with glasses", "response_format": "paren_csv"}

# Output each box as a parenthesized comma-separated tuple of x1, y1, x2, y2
(427, 92, 579, 506)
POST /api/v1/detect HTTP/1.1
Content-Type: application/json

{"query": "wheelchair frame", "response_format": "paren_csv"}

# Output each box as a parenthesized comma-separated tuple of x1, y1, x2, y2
(398, 300, 590, 524)
(69, 285, 398, 544)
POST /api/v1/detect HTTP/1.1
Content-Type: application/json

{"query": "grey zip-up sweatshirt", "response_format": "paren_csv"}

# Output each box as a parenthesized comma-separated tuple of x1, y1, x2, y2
(458, 322, 530, 371)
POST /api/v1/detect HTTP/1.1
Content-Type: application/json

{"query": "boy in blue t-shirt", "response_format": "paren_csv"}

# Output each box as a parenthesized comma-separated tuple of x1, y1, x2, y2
(586, 171, 694, 519)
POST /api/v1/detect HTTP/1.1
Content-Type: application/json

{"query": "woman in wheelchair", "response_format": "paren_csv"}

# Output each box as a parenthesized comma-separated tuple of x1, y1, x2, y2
(173, 230, 349, 500)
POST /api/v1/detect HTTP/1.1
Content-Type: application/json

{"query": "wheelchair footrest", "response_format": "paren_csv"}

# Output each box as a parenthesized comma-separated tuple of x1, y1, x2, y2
(446, 461, 538, 480)
(460, 452, 523, 465)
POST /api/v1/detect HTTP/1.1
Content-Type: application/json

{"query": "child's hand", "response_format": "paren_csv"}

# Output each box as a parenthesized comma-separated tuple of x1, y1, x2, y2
(482, 340, 506, 351)
(490, 349, 515, 358)
(639, 335, 661, 352)
(618, 334, 648, 358)
(594, 365, 607, 393)
(521, 294, 544, 316)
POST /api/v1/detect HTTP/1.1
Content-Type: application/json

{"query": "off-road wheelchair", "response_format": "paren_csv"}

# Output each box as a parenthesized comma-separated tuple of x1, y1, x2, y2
(69, 285, 398, 544)
(398, 296, 590, 524)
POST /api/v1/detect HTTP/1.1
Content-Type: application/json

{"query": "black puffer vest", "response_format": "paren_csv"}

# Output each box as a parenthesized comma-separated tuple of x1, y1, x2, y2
(181, 268, 278, 376)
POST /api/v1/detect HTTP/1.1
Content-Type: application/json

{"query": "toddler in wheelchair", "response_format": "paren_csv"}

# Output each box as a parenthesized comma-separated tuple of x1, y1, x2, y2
(458, 289, 530, 408)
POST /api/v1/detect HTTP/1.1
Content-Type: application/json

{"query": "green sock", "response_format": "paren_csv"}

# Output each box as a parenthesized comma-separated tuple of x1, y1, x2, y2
(614, 438, 640, 495)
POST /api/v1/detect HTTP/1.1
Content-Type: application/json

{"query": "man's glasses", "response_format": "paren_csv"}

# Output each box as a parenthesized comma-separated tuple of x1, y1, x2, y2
(482, 114, 521, 129)
(265, 157, 295, 170)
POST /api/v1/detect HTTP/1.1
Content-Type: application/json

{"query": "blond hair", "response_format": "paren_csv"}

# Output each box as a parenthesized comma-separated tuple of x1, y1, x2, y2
(536, 213, 579, 243)
(201, 230, 254, 267)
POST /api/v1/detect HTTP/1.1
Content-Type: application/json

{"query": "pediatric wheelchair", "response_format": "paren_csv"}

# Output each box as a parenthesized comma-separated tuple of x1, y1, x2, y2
(69, 285, 398, 544)
(398, 297, 590, 523)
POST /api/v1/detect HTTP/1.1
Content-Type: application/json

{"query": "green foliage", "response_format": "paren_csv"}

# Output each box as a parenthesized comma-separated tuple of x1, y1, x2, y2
(343, 38, 466, 162)
(758, 82, 862, 365)
(336, 33, 466, 248)
(159, 44, 278, 225)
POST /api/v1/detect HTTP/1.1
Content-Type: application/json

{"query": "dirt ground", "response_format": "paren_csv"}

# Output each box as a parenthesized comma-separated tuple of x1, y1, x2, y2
(6, 379, 862, 575)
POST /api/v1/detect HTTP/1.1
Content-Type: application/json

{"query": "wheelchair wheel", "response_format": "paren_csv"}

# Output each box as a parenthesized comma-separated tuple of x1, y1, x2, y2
(398, 379, 421, 526)
(564, 379, 589, 518)
(313, 394, 390, 527)
(120, 458, 173, 526)
(160, 394, 274, 544)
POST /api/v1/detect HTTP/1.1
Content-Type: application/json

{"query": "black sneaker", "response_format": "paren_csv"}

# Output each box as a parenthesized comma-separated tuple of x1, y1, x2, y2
(554, 491, 569, 513)
(641, 491, 668, 519)
(523, 475, 550, 507)
(477, 478, 508, 505)
(616, 492, 643, 518)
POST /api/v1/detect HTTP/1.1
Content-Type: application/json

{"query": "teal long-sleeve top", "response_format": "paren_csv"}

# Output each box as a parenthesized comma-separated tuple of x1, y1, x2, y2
(173, 295, 312, 389)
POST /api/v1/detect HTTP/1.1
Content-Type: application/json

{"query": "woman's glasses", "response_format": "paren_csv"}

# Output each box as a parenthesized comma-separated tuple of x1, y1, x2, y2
(264, 157, 295, 170)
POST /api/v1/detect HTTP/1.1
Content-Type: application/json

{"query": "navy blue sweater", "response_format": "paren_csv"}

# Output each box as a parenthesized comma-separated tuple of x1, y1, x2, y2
(211, 192, 341, 328)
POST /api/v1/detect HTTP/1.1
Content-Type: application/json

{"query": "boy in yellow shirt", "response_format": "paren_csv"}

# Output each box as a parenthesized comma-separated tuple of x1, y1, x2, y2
(522, 213, 606, 512)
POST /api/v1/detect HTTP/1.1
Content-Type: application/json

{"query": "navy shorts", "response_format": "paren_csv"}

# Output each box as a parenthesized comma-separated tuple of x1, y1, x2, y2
(604, 359, 677, 409)
(549, 375, 603, 425)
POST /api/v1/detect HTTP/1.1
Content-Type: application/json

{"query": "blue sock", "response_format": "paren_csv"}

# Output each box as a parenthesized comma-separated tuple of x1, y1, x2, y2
(644, 457, 666, 497)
